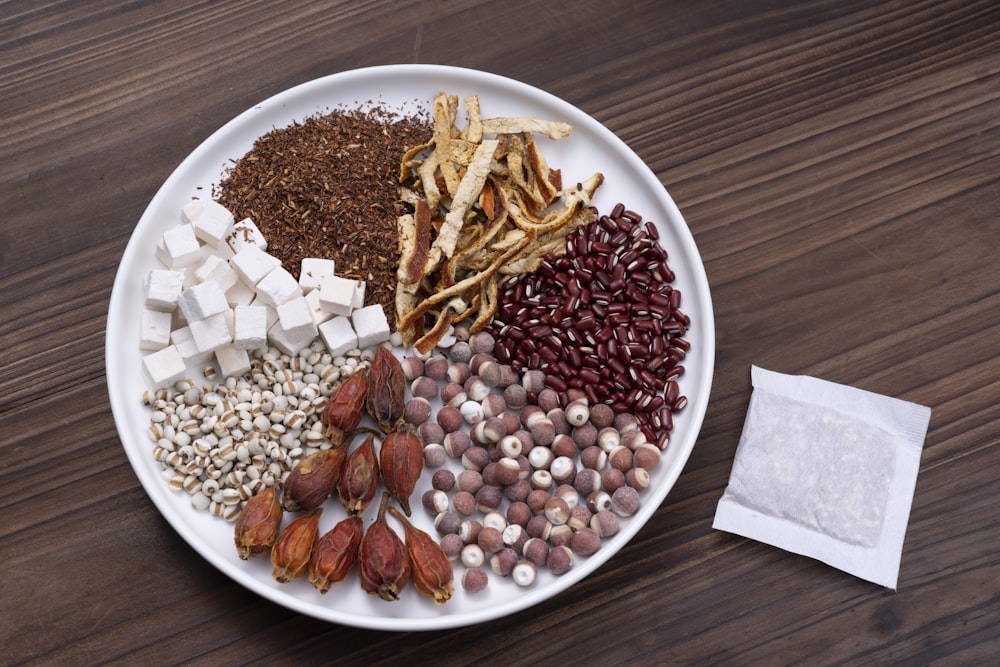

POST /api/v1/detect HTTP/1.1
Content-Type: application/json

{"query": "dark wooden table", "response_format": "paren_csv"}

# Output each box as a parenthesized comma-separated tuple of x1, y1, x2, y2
(3, 1, 998, 664)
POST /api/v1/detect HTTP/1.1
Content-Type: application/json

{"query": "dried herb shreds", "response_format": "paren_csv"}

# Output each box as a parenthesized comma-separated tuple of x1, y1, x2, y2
(214, 105, 432, 327)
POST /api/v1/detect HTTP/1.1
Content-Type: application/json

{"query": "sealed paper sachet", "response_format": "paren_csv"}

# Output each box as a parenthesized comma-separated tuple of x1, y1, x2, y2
(713, 366, 932, 589)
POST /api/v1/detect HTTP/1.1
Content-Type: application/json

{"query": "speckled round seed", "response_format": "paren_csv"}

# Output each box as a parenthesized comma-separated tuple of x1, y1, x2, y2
(410, 376, 439, 401)
(448, 340, 473, 365)
(550, 433, 577, 458)
(522, 369, 547, 393)
(565, 399, 590, 426)
(530, 468, 553, 491)
(511, 561, 537, 587)
(459, 518, 482, 545)
(461, 544, 486, 568)
(610, 485, 641, 517)
(587, 490, 613, 513)
(423, 488, 450, 515)
(544, 496, 570, 525)
(529, 418, 555, 446)
(460, 399, 485, 425)
(570, 527, 602, 557)
(614, 412, 640, 433)
(481, 393, 507, 419)
(434, 510, 461, 535)
(478, 361, 503, 388)
(462, 566, 489, 592)
(504, 478, 531, 504)
(440, 382, 467, 408)
(495, 457, 521, 486)
(451, 490, 477, 517)
(589, 403, 614, 428)
(440, 532, 464, 560)
(461, 445, 490, 472)
(573, 468, 601, 497)
(506, 500, 532, 527)
(401, 356, 424, 381)
(423, 355, 449, 381)
(418, 421, 445, 446)
(537, 388, 561, 412)
(477, 526, 504, 554)
(446, 362, 471, 385)
(527, 445, 554, 470)
(548, 523, 574, 547)
(571, 422, 598, 449)
(550, 456, 576, 483)
(423, 442, 447, 468)
(608, 445, 633, 471)
(567, 504, 593, 532)
(432, 468, 456, 492)
(501, 523, 528, 553)
(601, 467, 625, 493)
(522, 536, 550, 566)
(526, 489, 551, 515)
(591, 509, 620, 538)
(443, 430, 472, 458)
(456, 468, 484, 494)
(404, 397, 432, 425)
(633, 443, 662, 470)
(470, 331, 496, 355)
(554, 484, 580, 510)
(547, 545, 575, 575)
(475, 484, 503, 513)
(437, 405, 464, 432)
(490, 547, 519, 576)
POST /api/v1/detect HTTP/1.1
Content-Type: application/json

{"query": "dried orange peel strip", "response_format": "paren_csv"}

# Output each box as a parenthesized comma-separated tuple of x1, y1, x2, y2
(395, 91, 603, 351)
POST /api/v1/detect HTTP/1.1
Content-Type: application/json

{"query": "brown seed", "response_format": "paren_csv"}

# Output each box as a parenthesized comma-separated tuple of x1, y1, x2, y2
(234, 486, 282, 560)
(271, 508, 322, 583)
(337, 432, 380, 516)
(379, 428, 424, 516)
(367, 345, 406, 433)
(281, 448, 345, 512)
(358, 493, 410, 601)
(389, 505, 454, 605)
(320, 370, 369, 447)
(308, 516, 363, 593)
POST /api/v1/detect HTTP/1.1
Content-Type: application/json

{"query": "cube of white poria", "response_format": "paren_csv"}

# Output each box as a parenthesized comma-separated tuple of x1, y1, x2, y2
(318, 275, 357, 316)
(189, 311, 233, 353)
(352, 280, 366, 310)
(318, 315, 358, 357)
(255, 266, 302, 308)
(194, 254, 239, 293)
(299, 257, 336, 293)
(233, 305, 268, 350)
(230, 246, 279, 287)
(276, 296, 318, 342)
(304, 289, 333, 327)
(215, 346, 252, 378)
(351, 304, 390, 349)
(268, 317, 315, 357)
(226, 276, 256, 307)
(140, 308, 173, 351)
(190, 200, 235, 248)
(143, 269, 185, 311)
(249, 296, 280, 330)
(142, 345, 188, 388)
(171, 325, 215, 366)
(177, 280, 230, 323)
(160, 224, 202, 268)
(180, 199, 205, 224)
(226, 217, 267, 253)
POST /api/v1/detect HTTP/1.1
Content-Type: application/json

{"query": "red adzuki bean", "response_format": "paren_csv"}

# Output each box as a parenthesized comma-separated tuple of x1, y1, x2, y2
(489, 204, 690, 446)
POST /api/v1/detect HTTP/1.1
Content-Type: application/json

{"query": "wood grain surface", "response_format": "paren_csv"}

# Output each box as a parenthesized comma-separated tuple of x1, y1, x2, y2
(2, 1, 998, 664)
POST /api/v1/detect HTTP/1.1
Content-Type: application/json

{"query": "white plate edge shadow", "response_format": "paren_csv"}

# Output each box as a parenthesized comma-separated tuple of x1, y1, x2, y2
(105, 64, 716, 631)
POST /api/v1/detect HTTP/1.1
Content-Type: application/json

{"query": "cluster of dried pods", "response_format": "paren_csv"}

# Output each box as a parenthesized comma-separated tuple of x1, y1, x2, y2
(233, 345, 454, 605)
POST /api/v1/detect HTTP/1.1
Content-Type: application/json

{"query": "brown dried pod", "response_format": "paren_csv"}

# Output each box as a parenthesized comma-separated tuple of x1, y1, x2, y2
(337, 431, 380, 516)
(379, 427, 424, 516)
(281, 448, 346, 512)
(358, 492, 410, 601)
(367, 345, 407, 433)
(321, 369, 369, 447)
(308, 515, 364, 593)
(234, 486, 283, 560)
(389, 505, 454, 605)
(271, 508, 322, 583)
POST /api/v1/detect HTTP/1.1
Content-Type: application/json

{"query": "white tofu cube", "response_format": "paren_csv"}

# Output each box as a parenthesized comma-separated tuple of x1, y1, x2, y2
(180, 199, 204, 224)
(226, 278, 256, 307)
(177, 280, 229, 323)
(255, 266, 302, 308)
(230, 246, 279, 287)
(143, 345, 188, 387)
(160, 224, 202, 268)
(318, 275, 357, 316)
(189, 311, 233, 353)
(351, 279, 366, 310)
(227, 217, 268, 253)
(191, 200, 235, 248)
(143, 269, 185, 311)
(277, 296, 318, 341)
(140, 308, 173, 351)
(233, 305, 268, 350)
(299, 257, 336, 292)
(268, 318, 314, 357)
(304, 289, 333, 327)
(194, 254, 239, 293)
(318, 315, 358, 357)
(170, 325, 215, 366)
(352, 304, 390, 349)
(215, 346, 252, 378)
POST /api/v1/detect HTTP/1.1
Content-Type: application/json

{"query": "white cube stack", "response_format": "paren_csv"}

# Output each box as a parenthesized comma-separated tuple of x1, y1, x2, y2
(140, 200, 388, 387)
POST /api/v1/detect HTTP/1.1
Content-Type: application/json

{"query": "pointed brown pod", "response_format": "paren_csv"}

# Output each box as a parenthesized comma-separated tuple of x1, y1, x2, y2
(389, 505, 454, 605)
(321, 369, 369, 447)
(281, 447, 345, 512)
(233, 486, 283, 560)
(366, 346, 406, 433)
(270, 508, 322, 583)
(358, 492, 410, 601)
(337, 431, 380, 516)
(308, 516, 364, 593)
(379, 428, 424, 516)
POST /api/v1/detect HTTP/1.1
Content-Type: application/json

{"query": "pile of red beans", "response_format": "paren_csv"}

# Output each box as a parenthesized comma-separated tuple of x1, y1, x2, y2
(487, 204, 689, 449)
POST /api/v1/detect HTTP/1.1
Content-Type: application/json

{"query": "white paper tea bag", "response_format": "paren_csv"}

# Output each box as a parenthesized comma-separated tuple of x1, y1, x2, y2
(713, 366, 931, 589)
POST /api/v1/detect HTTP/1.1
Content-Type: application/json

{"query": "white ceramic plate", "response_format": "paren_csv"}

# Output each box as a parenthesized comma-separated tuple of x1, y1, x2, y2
(106, 65, 715, 630)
